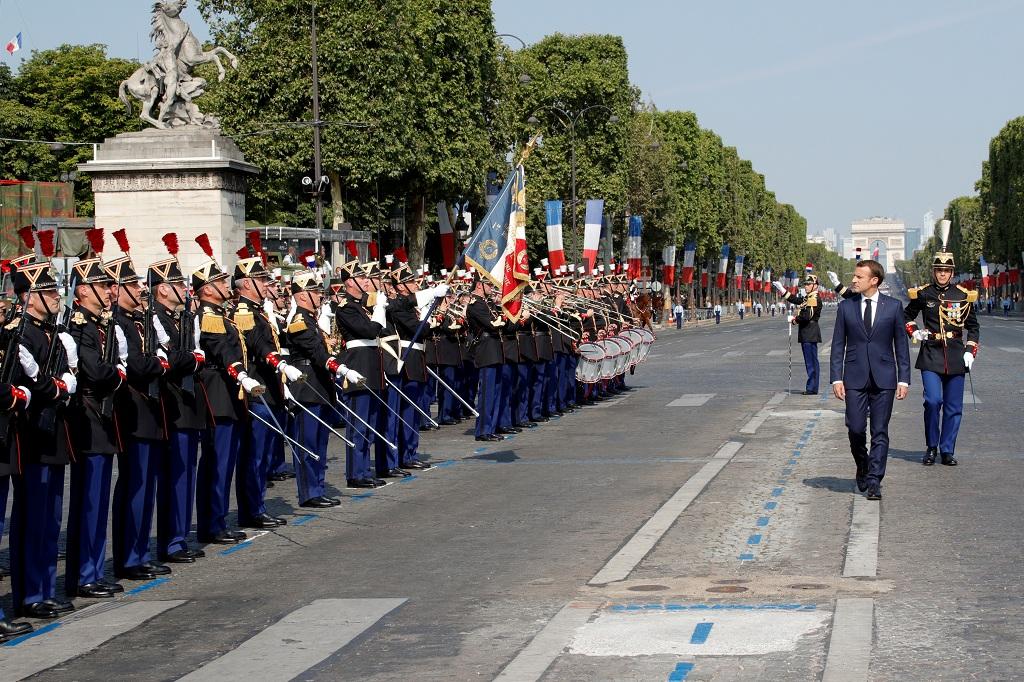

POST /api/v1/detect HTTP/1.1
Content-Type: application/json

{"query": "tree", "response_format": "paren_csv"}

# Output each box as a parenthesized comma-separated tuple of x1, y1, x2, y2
(980, 116, 1024, 264)
(945, 195, 987, 274)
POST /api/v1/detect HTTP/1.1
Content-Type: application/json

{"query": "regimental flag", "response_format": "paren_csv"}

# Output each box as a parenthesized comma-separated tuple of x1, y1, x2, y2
(464, 169, 515, 286)
(5, 33, 22, 55)
(545, 200, 565, 273)
(680, 241, 696, 284)
(734, 253, 745, 290)
(582, 199, 604, 274)
(500, 165, 530, 321)
(436, 201, 457, 269)
(716, 244, 730, 289)
(626, 215, 643, 280)
(662, 244, 676, 286)
(980, 256, 990, 288)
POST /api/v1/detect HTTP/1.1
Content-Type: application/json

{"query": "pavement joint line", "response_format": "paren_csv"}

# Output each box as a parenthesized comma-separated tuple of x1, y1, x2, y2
(588, 439, 745, 586)
(822, 598, 874, 682)
(494, 602, 598, 682)
(843, 493, 881, 578)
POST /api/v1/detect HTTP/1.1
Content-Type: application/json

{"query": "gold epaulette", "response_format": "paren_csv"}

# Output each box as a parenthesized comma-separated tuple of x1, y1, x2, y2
(287, 316, 308, 333)
(4, 317, 19, 331)
(200, 312, 226, 334)
(907, 287, 919, 300)
(71, 311, 87, 325)
(958, 285, 978, 303)
(806, 294, 818, 307)
(233, 303, 255, 332)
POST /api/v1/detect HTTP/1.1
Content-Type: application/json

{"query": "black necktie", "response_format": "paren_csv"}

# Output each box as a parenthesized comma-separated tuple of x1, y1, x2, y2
(863, 298, 872, 334)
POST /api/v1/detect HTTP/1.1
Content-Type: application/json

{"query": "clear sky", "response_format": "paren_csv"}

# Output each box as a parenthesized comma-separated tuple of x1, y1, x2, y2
(3, 0, 1024, 239)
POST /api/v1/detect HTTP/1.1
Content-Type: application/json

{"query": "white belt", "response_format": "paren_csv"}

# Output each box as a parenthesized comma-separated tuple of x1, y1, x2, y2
(346, 339, 379, 349)
(400, 341, 425, 351)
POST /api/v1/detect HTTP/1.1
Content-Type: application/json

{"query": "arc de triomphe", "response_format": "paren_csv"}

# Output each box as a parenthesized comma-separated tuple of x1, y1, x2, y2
(850, 217, 905, 273)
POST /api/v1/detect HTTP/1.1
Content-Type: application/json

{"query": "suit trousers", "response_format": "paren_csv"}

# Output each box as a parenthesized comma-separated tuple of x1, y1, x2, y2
(398, 378, 425, 466)
(437, 365, 460, 422)
(498, 363, 515, 429)
(376, 385, 401, 474)
(66, 453, 114, 592)
(801, 342, 820, 393)
(345, 390, 379, 481)
(291, 402, 329, 502)
(238, 403, 280, 523)
(844, 378, 896, 484)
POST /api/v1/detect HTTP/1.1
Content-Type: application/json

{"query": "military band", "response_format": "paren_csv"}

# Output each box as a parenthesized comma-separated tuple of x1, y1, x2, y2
(0, 229, 648, 640)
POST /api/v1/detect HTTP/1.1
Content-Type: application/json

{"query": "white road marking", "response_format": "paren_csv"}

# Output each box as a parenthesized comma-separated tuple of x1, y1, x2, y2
(178, 598, 406, 681)
(666, 393, 715, 407)
(1, 600, 185, 681)
(821, 598, 874, 682)
(568, 608, 829, 656)
(681, 352, 704, 358)
(588, 441, 744, 585)
(767, 349, 788, 356)
(998, 346, 1023, 353)
(494, 603, 597, 682)
(843, 496, 880, 578)
(740, 393, 787, 433)
(722, 350, 744, 357)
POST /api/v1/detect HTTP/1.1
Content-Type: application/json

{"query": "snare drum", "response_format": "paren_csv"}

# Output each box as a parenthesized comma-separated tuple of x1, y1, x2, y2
(576, 343, 605, 384)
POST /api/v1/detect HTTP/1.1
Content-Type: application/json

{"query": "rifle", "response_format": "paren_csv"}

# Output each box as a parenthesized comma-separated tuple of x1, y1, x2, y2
(143, 268, 160, 399)
(100, 301, 119, 419)
(178, 283, 196, 396)
(37, 271, 78, 434)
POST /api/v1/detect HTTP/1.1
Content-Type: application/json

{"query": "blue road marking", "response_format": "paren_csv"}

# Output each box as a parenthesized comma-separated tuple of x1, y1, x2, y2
(738, 552, 755, 561)
(2, 622, 60, 646)
(220, 541, 253, 556)
(126, 577, 170, 595)
(291, 514, 318, 526)
(613, 603, 816, 612)
(690, 622, 713, 644)
(764, 501, 778, 510)
(668, 662, 695, 681)
(771, 487, 784, 496)
(747, 534, 762, 545)
(756, 516, 770, 527)
(351, 492, 374, 500)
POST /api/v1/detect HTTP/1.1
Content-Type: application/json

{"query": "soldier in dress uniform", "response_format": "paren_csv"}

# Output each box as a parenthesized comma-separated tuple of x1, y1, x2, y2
(148, 251, 209, 563)
(903, 221, 980, 466)
(431, 287, 466, 426)
(7, 258, 77, 619)
(64, 254, 126, 598)
(193, 242, 264, 545)
(267, 269, 296, 483)
(774, 273, 824, 395)
(497, 293, 521, 436)
(233, 254, 301, 527)
(467, 277, 506, 442)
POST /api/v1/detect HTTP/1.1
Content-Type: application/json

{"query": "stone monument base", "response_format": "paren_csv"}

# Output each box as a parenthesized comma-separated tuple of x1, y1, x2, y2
(80, 128, 259, 277)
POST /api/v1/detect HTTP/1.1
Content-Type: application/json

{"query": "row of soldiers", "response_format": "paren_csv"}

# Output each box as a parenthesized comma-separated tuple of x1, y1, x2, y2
(0, 229, 642, 640)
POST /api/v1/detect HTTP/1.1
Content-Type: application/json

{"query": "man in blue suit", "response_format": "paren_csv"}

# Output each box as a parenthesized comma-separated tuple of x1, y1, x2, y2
(829, 260, 911, 500)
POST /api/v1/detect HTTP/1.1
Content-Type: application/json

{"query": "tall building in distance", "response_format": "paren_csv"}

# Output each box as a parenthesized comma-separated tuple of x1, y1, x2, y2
(921, 211, 935, 246)
(905, 226, 921, 254)
(806, 227, 839, 252)
(850, 217, 905, 273)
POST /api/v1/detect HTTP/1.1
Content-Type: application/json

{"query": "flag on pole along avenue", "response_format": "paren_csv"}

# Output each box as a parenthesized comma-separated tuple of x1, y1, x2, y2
(545, 200, 566, 273)
(716, 244, 730, 289)
(436, 202, 457, 269)
(980, 255, 990, 288)
(681, 240, 696, 284)
(600, 213, 615, 265)
(662, 244, 676, 285)
(626, 215, 643, 280)
(582, 199, 604, 274)
(500, 165, 530, 320)
(5, 33, 22, 55)
(734, 253, 745, 290)
(463, 170, 515, 286)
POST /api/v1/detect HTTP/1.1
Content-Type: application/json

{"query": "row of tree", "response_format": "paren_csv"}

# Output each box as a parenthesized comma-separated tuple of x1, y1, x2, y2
(1, 1, 835, 280)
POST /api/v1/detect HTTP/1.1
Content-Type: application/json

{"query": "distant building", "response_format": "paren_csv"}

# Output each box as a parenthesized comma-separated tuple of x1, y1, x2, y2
(850, 217, 905, 273)
(807, 228, 839, 253)
(905, 226, 921, 254)
(841, 237, 854, 259)
(921, 211, 935, 244)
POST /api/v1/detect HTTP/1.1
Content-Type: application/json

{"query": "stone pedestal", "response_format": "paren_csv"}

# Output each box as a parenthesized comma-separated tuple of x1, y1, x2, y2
(80, 128, 259, 277)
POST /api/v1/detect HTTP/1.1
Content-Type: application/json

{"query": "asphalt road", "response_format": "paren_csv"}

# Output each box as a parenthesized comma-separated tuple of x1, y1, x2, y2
(2, 304, 1022, 681)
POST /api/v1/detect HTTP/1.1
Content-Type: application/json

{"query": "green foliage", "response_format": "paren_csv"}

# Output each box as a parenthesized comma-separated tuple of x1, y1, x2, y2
(979, 116, 1024, 264)
(945, 195, 987, 273)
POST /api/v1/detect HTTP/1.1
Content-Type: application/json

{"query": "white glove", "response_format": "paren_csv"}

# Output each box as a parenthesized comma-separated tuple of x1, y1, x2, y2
(283, 382, 295, 403)
(156, 347, 168, 361)
(237, 372, 263, 395)
(153, 316, 170, 346)
(343, 367, 366, 385)
(114, 325, 129, 364)
(18, 345, 39, 380)
(193, 348, 205, 362)
(912, 329, 929, 342)
(371, 301, 388, 327)
(61, 372, 77, 395)
(117, 362, 127, 377)
(16, 386, 31, 408)
(58, 331, 78, 370)
(317, 304, 334, 334)
(786, 315, 795, 324)
(432, 283, 449, 298)
(374, 294, 389, 309)
(772, 281, 787, 295)
(280, 362, 304, 382)
(827, 271, 840, 287)
(963, 352, 974, 371)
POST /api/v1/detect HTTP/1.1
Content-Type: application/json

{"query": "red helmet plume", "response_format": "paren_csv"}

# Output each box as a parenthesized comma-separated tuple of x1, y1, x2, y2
(85, 228, 105, 256)
(236, 246, 250, 259)
(38, 229, 56, 258)
(111, 228, 131, 254)
(195, 233, 214, 259)
(162, 232, 179, 256)
(17, 226, 35, 250)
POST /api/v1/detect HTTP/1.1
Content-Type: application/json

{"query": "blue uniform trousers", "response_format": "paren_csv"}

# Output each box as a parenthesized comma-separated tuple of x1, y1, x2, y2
(464, 366, 480, 419)
(238, 402, 280, 522)
(801, 342, 820, 393)
(562, 354, 578, 407)
(514, 362, 531, 425)
(66, 453, 113, 592)
(529, 362, 545, 421)
(399, 378, 425, 466)
(345, 391, 378, 481)
(10, 464, 64, 608)
(113, 439, 160, 572)
(437, 365, 460, 422)
(0, 476, 7, 618)
(159, 429, 199, 557)
(921, 370, 965, 455)
(290, 402, 329, 502)
(423, 373, 437, 418)
(498, 363, 515, 429)
(376, 386, 401, 474)
(474, 365, 501, 437)
(543, 357, 559, 414)
(197, 419, 239, 540)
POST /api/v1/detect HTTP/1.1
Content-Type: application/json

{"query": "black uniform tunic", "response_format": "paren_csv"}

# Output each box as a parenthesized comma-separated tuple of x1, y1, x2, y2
(334, 295, 385, 394)
(67, 306, 123, 454)
(234, 297, 287, 408)
(197, 302, 248, 421)
(903, 283, 980, 375)
(467, 297, 504, 368)
(783, 291, 823, 344)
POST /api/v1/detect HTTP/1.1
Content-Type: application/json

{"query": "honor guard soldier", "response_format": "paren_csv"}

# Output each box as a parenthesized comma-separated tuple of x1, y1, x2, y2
(287, 269, 364, 503)
(267, 268, 297, 482)
(7, 255, 77, 619)
(774, 272, 824, 395)
(467, 277, 506, 441)
(903, 220, 980, 466)
(233, 253, 300, 527)
(64, 244, 126, 598)
(149, 239, 209, 563)
(192, 234, 264, 545)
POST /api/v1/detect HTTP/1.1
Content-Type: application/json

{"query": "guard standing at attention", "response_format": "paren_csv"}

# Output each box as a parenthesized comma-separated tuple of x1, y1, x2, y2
(903, 220, 980, 466)
(774, 273, 824, 395)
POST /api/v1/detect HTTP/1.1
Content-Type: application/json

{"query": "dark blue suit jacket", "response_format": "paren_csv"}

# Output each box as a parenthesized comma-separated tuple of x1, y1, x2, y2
(829, 292, 911, 390)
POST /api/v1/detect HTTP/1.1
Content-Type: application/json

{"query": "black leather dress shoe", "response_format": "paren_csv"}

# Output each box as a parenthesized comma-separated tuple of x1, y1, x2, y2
(923, 447, 937, 466)
(74, 582, 116, 598)
(322, 496, 342, 506)
(272, 515, 288, 525)
(940, 452, 958, 466)
(856, 475, 868, 493)
(475, 434, 504, 442)
(240, 514, 281, 530)
(535, 416, 551, 422)
(801, 390, 818, 395)
(99, 581, 125, 593)
(143, 562, 171, 576)
(198, 532, 241, 545)
(116, 566, 158, 580)
(18, 602, 59, 619)
(226, 530, 248, 541)
(269, 471, 295, 481)
(161, 550, 197, 564)
(347, 478, 377, 489)
(866, 484, 882, 501)
(186, 548, 206, 559)
(42, 599, 74, 613)
(516, 422, 539, 429)
(381, 467, 412, 478)
(0, 618, 34, 639)
(403, 461, 432, 470)
(265, 480, 275, 488)
(439, 420, 458, 426)
(300, 497, 334, 508)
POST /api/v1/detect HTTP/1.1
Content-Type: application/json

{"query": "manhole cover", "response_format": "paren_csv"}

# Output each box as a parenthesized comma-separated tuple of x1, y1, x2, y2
(711, 579, 749, 585)
(627, 584, 668, 592)
(788, 583, 828, 590)
(706, 585, 749, 593)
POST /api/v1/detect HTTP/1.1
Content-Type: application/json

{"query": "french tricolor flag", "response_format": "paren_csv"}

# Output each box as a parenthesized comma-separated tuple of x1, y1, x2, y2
(980, 256, 990, 288)
(545, 200, 565, 273)
(762, 268, 772, 294)
(626, 215, 643, 280)
(582, 199, 603, 274)
(716, 244, 730, 289)
(5, 33, 22, 55)
(662, 244, 676, 286)
(681, 240, 696, 284)
(436, 202, 456, 269)
(733, 253, 744, 290)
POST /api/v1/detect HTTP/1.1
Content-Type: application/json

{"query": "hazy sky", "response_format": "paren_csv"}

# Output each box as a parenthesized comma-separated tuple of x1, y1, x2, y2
(3, 0, 1024, 238)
